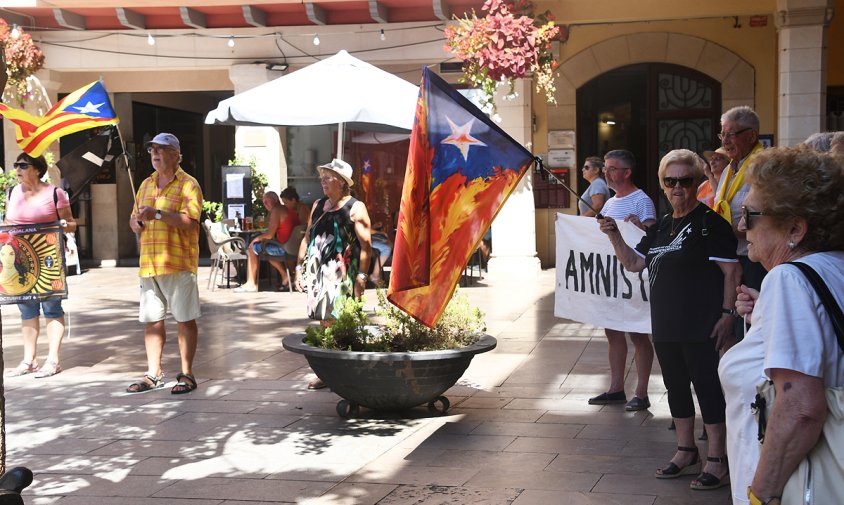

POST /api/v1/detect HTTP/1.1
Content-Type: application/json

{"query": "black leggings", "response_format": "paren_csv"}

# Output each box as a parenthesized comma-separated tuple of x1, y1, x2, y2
(654, 341, 726, 424)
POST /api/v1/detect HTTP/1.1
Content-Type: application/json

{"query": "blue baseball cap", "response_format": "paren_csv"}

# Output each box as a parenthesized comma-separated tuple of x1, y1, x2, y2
(145, 132, 180, 151)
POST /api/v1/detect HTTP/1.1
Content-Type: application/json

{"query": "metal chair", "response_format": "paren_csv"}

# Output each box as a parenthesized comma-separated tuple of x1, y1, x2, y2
(203, 220, 247, 290)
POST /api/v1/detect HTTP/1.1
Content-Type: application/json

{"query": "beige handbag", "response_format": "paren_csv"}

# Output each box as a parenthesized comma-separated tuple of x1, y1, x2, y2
(752, 262, 844, 505)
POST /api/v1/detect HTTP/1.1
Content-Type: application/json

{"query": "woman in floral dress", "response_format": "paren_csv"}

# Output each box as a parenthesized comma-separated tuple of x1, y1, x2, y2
(294, 159, 372, 387)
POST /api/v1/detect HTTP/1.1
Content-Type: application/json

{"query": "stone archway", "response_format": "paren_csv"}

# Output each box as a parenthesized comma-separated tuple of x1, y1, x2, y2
(548, 32, 754, 131)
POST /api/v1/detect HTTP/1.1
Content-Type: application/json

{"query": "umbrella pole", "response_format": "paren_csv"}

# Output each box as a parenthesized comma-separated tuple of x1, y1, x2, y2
(337, 122, 345, 160)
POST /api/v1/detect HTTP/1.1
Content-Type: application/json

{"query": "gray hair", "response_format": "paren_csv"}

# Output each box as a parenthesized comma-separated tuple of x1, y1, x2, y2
(721, 106, 760, 131)
(803, 132, 834, 152)
(831, 131, 844, 151)
(604, 149, 636, 172)
(658, 149, 705, 186)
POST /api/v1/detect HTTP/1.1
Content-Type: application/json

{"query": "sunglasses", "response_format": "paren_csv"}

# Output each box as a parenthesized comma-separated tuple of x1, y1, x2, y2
(663, 176, 695, 188)
(12, 162, 33, 170)
(147, 145, 173, 154)
(717, 127, 751, 141)
(741, 205, 766, 229)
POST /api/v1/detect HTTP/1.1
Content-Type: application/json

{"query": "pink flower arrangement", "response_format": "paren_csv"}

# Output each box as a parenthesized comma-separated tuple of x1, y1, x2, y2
(444, 0, 560, 112)
(1, 19, 46, 104)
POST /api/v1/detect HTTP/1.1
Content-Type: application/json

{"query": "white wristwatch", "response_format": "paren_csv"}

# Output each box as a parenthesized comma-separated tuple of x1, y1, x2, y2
(154, 210, 162, 220)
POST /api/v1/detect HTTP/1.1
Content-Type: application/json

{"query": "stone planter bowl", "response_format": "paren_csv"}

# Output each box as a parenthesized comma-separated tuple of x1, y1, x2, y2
(282, 332, 497, 417)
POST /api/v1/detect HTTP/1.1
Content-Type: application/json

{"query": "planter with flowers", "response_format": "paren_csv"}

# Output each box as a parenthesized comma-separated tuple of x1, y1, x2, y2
(282, 290, 496, 418)
(444, 0, 560, 114)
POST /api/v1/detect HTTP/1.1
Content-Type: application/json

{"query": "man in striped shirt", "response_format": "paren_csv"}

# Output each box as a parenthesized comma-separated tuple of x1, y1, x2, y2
(588, 149, 657, 411)
(127, 132, 203, 395)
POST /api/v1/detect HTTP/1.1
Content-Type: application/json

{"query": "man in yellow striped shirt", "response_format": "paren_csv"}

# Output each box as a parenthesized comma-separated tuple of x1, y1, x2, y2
(127, 132, 203, 395)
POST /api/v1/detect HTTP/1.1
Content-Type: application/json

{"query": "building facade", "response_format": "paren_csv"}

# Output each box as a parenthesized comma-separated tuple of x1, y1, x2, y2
(1, 0, 841, 270)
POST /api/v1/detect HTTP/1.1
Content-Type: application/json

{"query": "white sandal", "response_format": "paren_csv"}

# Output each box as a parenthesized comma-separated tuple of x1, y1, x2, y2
(7, 361, 38, 377)
(34, 360, 62, 378)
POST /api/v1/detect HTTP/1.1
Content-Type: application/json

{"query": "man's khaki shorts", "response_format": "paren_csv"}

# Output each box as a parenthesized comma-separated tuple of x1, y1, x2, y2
(139, 271, 201, 323)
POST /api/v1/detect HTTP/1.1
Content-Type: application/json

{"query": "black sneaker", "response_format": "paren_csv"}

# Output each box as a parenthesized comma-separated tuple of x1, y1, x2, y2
(588, 391, 627, 405)
(625, 396, 651, 411)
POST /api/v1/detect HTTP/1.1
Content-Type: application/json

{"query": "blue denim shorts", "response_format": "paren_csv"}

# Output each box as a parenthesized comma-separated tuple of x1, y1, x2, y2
(18, 297, 64, 320)
(252, 241, 286, 257)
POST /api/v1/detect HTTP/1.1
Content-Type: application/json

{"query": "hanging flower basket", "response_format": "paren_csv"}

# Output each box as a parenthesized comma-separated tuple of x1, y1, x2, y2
(0, 20, 46, 105)
(444, 0, 560, 113)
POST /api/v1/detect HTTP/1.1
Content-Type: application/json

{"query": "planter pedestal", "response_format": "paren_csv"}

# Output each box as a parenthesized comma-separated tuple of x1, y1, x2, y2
(282, 333, 497, 417)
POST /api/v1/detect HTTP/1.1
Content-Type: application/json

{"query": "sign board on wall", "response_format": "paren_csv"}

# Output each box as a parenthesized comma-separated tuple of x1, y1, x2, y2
(548, 130, 575, 148)
(547, 149, 575, 169)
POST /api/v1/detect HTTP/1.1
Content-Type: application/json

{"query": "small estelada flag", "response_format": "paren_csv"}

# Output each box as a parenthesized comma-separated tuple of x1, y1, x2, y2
(0, 80, 119, 157)
(387, 67, 533, 327)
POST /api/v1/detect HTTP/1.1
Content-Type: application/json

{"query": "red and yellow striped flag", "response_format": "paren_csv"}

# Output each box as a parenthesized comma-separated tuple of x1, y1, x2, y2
(0, 81, 119, 157)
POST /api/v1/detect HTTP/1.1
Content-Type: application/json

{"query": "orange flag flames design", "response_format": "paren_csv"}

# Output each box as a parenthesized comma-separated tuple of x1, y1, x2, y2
(387, 67, 533, 327)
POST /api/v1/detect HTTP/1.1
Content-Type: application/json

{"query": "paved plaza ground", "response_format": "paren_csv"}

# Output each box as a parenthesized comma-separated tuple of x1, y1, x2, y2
(1, 266, 729, 504)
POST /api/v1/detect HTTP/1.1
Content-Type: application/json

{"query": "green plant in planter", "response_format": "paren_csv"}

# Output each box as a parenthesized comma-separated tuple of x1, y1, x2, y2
(202, 200, 223, 222)
(304, 289, 486, 352)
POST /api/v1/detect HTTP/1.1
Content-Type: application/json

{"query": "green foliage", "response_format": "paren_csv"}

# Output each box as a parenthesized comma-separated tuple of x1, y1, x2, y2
(375, 289, 486, 351)
(304, 297, 378, 351)
(228, 151, 268, 221)
(202, 200, 223, 222)
(0, 169, 19, 218)
(304, 289, 486, 352)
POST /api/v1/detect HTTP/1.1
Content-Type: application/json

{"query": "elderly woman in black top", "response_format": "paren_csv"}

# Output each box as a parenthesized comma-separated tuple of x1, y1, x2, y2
(599, 149, 742, 490)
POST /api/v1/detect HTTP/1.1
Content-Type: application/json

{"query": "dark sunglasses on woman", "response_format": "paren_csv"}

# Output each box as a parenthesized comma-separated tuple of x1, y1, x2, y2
(663, 176, 695, 188)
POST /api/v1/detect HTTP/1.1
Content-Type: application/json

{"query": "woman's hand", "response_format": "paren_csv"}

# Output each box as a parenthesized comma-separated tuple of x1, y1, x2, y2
(353, 273, 366, 299)
(294, 265, 305, 292)
(736, 284, 759, 323)
(709, 315, 735, 352)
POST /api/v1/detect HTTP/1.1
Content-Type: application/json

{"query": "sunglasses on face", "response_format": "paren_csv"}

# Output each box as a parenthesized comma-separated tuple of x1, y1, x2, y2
(12, 162, 33, 170)
(147, 145, 173, 154)
(663, 176, 695, 188)
(741, 205, 766, 230)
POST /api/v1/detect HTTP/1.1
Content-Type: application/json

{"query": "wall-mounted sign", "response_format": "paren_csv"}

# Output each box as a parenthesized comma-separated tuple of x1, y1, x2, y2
(759, 134, 774, 148)
(548, 130, 575, 149)
(547, 149, 575, 169)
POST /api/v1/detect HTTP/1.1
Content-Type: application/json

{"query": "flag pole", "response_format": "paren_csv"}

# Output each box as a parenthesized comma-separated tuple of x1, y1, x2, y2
(114, 125, 144, 228)
(533, 156, 603, 219)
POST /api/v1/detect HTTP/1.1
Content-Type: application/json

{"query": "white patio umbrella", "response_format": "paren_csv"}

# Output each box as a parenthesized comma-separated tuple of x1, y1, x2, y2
(205, 50, 419, 156)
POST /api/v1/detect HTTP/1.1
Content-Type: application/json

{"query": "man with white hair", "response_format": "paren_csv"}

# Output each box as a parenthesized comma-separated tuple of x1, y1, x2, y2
(128, 132, 203, 395)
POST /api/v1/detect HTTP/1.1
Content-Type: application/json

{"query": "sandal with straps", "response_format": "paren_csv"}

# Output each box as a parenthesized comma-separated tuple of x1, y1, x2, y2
(171, 373, 197, 394)
(126, 373, 165, 393)
(34, 360, 62, 378)
(691, 455, 730, 490)
(7, 360, 38, 377)
(655, 446, 701, 479)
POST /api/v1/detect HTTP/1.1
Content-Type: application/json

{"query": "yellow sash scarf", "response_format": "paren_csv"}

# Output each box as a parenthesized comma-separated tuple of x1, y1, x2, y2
(713, 142, 764, 223)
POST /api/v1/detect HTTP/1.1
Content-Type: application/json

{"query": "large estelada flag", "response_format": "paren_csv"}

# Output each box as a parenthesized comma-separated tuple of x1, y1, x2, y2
(0, 222, 67, 305)
(387, 67, 533, 327)
(0, 80, 118, 157)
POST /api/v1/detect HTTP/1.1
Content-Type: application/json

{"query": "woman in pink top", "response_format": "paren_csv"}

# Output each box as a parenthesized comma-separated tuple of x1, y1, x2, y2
(4, 153, 77, 378)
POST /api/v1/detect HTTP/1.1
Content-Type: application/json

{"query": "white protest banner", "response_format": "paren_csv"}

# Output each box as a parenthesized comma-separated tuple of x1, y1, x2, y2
(554, 214, 651, 333)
